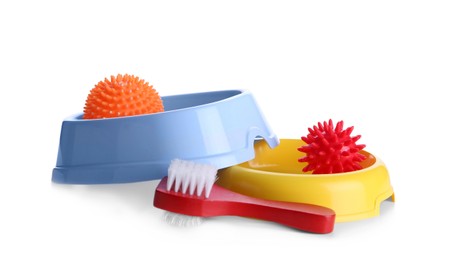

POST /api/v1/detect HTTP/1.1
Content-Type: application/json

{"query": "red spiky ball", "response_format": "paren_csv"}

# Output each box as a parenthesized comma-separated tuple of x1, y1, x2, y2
(298, 119, 366, 174)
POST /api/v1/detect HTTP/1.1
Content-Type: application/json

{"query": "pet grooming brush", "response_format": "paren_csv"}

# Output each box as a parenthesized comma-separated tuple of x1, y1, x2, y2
(153, 159, 336, 234)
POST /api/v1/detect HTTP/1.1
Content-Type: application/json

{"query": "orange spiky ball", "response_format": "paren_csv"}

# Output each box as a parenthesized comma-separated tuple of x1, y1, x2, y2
(83, 74, 164, 119)
(298, 119, 366, 174)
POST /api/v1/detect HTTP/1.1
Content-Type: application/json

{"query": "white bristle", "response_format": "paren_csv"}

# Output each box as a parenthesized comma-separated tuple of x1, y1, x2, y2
(167, 159, 217, 198)
(163, 212, 203, 227)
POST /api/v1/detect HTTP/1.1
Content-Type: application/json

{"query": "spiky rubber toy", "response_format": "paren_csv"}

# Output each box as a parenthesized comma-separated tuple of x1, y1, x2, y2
(298, 119, 366, 174)
(83, 74, 164, 119)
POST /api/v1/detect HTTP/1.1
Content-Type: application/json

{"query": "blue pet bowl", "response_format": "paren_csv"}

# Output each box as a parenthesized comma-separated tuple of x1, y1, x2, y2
(52, 90, 279, 184)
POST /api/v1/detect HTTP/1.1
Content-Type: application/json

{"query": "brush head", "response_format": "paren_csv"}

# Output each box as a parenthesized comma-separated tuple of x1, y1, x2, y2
(298, 119, 366, 174)
(167, 159, 217, 198)
(83, 74, 164, 119)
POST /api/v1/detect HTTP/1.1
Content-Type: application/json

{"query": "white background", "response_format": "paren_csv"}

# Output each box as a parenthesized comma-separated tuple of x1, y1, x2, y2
(1, 0, 448, 259)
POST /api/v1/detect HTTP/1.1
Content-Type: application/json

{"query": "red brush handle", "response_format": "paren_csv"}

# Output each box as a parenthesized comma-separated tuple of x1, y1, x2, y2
(154, 177, 335, 234)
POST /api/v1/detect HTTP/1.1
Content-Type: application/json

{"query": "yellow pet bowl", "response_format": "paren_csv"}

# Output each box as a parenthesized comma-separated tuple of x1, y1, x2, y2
(216, 139, 395, 222)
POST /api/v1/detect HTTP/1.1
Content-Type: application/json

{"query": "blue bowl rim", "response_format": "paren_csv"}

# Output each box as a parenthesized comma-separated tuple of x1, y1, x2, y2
(66, 89, 248, 121)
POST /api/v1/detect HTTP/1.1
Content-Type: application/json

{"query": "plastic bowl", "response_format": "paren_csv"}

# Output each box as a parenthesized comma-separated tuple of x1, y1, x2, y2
(216, 139, 395, 222)
(52, 90, 279, 184)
